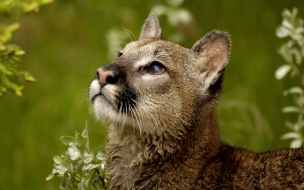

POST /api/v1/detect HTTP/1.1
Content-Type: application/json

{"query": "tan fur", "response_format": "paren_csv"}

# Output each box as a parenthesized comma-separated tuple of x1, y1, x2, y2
(89, 13, 304, 189)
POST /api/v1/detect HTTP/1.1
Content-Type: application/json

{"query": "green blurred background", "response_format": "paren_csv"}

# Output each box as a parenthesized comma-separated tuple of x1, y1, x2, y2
(1, 0, 304, 189)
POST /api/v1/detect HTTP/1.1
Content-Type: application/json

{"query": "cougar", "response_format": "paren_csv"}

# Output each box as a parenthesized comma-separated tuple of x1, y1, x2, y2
(89, 13, 304, 189)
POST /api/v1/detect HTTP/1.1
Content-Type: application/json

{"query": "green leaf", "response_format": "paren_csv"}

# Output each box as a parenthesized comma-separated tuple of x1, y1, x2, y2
(23, 72, 37, 82)
(41, 0, 54, 4)
(83, 151, 94, 164)
(13, 85, 24, 97)
(68, 143, 81, 161)
(151, 5, 168, 16)
(60, 136, 77, 145)
(53, 155, 61, 164)
(5, 23, 20, 33)
(96, 151, 105, 161)
(0, 63, 13, 75)
(82, 125, 90, 149)
(82, 126, 88, 139)
(46, 174, 54, 181)
(282, 19, 293, 30)
(60, 177, 70, 189)
(294, 123, 300, 131)
(293, 47, 302, 65)
(54, 164, 68, 175)
(76, 133, 87, 146)
(78, 180, 86, 190)
(100, 162, 106, 170)
(14, 50, 25, 56)
(0, 23, 20, 43)
(82, 163, 100, 171)
(276, 26, 291, 38)
(282, 106, 299, 113)
(278, 44, 293, 63)
(281, 132, 301, 140)
(287, 87, 303, 95)
(291, 139, 302, 148)
(275, 64, 291, 80)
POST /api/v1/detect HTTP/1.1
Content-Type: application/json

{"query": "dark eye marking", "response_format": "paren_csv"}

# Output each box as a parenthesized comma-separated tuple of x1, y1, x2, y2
(117, 51, 123, 57)
(144, 61, 166, 75)
(116, 84, 137, 113)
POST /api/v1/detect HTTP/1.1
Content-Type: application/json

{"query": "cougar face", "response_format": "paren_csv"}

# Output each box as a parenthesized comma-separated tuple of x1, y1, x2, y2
(89, 14, 230, 136)
(90, 40, 229, 137)
(90, 40, 189, 132)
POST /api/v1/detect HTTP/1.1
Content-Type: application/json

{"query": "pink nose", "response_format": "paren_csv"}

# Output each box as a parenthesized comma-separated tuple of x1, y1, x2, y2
(97, 68, 114, 85)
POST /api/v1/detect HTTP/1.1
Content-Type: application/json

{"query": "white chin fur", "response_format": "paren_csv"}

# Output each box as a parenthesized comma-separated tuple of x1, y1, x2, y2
(89, 80, 100, 101)
(89, 79, 118, 122)
(90, 79, 133, 125)
(93, 96, 119, 121)
(93, 96, 139, 127)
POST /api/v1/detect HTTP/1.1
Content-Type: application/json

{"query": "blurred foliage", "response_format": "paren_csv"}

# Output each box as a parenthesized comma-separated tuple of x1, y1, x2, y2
(0, 0, 53, 14)
(47, 127, 108, 190)
(1, 0, 304, 189)
(106, 0, 194, 59)
(0, 0, 52, 97)
(151, 0, 192, 42)
(276, 8, 304, 148)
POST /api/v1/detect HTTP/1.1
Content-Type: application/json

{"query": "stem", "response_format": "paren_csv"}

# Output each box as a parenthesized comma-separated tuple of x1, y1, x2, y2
(96, 166, 106, 188)
(296, 63, 304, 90)
(87, 169, 96, 190)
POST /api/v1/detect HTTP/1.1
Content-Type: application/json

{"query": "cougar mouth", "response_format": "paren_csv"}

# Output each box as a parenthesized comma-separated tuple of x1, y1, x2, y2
(89, 79, 137, 114)
(90, 82, 117, 110)
(90, 92, 101, 103)
(91, 92, 116, 109)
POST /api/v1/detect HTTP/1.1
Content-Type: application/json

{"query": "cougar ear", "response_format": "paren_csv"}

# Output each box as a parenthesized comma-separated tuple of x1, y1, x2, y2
(140, 13, 162, 40)
(191, 30, 231, 90)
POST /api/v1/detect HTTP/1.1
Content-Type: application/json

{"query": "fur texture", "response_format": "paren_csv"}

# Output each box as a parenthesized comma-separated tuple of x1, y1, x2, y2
(89, 13, 304, 189)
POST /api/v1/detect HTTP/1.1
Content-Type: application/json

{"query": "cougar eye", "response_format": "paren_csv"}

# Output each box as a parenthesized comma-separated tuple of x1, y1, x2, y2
(145, 61, 166, 75)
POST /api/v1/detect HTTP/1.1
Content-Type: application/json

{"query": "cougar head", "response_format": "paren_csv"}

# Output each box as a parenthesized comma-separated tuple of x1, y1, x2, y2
(89, 13, 231, 135)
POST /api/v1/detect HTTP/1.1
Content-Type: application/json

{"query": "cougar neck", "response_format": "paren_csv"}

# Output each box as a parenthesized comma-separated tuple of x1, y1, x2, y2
(189, 108, 221, 158)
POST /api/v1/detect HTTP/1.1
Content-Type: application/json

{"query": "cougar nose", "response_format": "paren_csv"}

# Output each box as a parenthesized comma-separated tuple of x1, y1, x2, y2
(97, 68, 115, 86)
